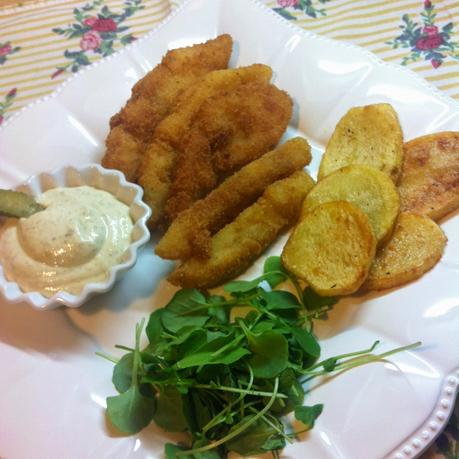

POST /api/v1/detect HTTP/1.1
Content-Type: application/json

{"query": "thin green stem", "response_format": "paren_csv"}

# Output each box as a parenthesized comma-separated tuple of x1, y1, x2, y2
(95, 351, 119, 364)
(248, 407, 293, 444)
(301, 341, 422, 382)
(131, 318, 145, 387)
(202, 366, 255, 434)
(306, 340, 380, 372)
(211, 333, 245, 358)
(192, 383, 287, 399)
(114, 344, 134, 352)
(176, 378, 280, 456)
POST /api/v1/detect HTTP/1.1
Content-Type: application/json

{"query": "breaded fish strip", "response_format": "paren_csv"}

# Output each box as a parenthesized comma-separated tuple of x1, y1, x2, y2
(164, 82, 293, 222)
(399, 132, 459, 221)
(155, 138, 312, 260)
(137, 64, 273, 226)
(168, 171, 315, 289)
(101, 34, 233, 181)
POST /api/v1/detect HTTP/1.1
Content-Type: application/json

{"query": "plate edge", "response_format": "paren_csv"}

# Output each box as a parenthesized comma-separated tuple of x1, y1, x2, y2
(386, 369, 459, 459)
(1, 0, 459, 457)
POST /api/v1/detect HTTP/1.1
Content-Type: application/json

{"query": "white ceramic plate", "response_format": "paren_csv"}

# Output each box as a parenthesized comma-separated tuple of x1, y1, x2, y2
(0, 1, 458, 458)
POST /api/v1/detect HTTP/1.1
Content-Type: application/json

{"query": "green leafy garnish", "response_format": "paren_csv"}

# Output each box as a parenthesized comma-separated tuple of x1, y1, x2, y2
(101, 256, 421, 457)
(106, 320, 155, 434)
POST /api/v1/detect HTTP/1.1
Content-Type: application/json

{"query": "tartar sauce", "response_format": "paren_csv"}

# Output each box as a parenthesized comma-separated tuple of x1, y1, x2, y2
(0, 186, 133, 297)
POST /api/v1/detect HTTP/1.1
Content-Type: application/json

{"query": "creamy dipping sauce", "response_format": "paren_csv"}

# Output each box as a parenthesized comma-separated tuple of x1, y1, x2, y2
(0, 186, 133, 297)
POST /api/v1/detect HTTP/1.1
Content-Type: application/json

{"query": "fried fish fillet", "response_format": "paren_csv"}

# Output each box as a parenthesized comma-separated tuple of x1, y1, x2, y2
(165, 81, 293, 222)
(398, 132, 459, 221)
(137, 64, 273, 227)
(101, 34, 233, 181)
(168, 171, 315, 289)
(155, 137, 312, 260)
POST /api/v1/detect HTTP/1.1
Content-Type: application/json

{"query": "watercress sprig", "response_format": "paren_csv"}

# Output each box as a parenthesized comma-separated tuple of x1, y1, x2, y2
(101, 256, 421, 457)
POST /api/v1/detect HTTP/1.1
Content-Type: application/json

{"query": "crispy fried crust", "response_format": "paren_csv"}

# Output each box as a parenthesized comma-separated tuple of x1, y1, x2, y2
(398, 132, 459, 221)
(282, 201, 377, 296)
(101, 34, 233, 181)
(168, 171, 314, 289)
(137, 64, 273, 227)
(303, 165, 400, 245)
(164, 82, 293, 222)
(318, 103, 404, 183)
(155, 137, 312, 260)
(364, 212, 446, 290)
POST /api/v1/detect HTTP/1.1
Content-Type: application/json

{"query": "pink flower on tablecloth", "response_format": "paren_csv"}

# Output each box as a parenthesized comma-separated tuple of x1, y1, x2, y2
(423, 25, 439, 36)
(84, 16, 117, 33)
(51, 0, 144, 77)
(277, 0, 299, 7)
(416, 34, 443, 50)
(91, 18, 117, 33)
(387, 0, 459, 68)
(7, 88, 17, 99)
(80, 31, 102, 51)
(0, 41, 20, 65)
(273, 0, 331, 20)
(83, 16, 98, 28)
(0, 44, 12, 57)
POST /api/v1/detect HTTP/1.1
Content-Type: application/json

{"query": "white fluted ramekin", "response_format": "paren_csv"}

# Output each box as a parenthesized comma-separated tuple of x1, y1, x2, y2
(0, 164, 151, 310)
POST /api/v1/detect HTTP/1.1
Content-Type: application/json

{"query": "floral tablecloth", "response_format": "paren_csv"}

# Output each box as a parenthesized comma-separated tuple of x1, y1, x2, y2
(0, 0, 458, 457)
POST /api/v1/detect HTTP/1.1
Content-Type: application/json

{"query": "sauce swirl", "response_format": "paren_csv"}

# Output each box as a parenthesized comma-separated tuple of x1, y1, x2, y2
(0, 186, 133, 297)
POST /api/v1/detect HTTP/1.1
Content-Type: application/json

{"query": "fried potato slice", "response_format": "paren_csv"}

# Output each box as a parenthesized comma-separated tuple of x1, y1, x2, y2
(156, 137, 312, 260)
(282, 201, 376, 296)
(364, 212, 446, 290)
(318, 103, 404, 183)
(102, 34, 233, 181)
(168, 171, 315, 289)
(164, 81, 293, 222)
(137, 64, 273, 227)
(398, 132, 459, 221)
(303, 165, 400, 245)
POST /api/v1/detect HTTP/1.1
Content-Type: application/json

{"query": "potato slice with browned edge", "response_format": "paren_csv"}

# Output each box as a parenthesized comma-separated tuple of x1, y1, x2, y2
(318, 104, 403, 183)
(399, 132, 459, 221)
(282, 201, 376, 296)
(303, 165, 399, 245)
(364, 212, 446, 290)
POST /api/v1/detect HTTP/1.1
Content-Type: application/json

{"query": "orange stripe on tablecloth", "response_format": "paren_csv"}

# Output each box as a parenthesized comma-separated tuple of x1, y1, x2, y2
(1, 2, 170, 37)
(438, 81, 459, 91)
(0, 0, 83, 18)
(300, 1, 420, 31)
(307, 16, 416, 37)
(1, 55, 81, 79)
(326, 0, 380, 13)
(0, 46, 77, 70)
(425, 71, 459, 82)
(1, 78, 63, 93)
(413, 60, 459, 72)
(333, 26, 398, 41)
(0, 64, 73, 88)
(0, 0, 158, 20)
(4, 32, 70, 45)
(7, 86, 57, 106)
